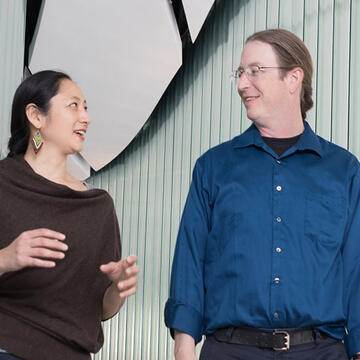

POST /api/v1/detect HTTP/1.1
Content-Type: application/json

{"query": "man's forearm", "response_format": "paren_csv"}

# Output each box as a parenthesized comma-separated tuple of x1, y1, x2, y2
(174, 330, 196, 360)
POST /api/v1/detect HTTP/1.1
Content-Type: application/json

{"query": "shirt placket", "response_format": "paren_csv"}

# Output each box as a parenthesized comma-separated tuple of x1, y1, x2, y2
(270, 157, 285, 324)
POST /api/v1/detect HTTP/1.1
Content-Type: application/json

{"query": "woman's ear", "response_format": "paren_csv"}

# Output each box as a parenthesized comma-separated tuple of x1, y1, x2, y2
(25, 103, 45, 129)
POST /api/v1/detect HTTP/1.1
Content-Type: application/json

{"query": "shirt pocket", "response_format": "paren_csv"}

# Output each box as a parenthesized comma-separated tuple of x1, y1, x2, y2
(304, 194, 345, 245)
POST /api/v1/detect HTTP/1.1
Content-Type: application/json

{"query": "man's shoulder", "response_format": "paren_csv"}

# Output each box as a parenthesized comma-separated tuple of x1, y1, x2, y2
(316, 134, 359, 165)
(198, 136, 240, 163)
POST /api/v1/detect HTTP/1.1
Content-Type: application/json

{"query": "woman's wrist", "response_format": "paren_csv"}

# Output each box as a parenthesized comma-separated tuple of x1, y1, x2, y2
(102, 282, 125, 320)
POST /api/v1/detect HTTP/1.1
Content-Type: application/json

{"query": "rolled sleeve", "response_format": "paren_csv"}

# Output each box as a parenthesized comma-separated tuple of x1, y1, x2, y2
(164, 157, 211, 344)
(164, 298, 204, 343)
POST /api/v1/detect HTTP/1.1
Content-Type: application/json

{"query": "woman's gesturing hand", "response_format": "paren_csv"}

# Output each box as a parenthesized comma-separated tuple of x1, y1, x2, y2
(100, 255, 139, 298)
(100, 255, 139, 319)
(0, 228, 68, 275)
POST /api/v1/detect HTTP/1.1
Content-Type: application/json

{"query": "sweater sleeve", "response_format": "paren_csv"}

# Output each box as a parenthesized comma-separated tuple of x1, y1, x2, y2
(164, 157, 211, 344)
(112, 206, 122, 262)
(106, 194, 122, 262)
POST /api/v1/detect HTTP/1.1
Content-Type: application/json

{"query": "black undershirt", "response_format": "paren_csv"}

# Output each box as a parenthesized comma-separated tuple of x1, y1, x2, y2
(262, 134, 301, 157)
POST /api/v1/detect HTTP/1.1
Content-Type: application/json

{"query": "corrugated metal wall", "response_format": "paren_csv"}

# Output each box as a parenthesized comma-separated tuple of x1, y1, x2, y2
(89, 1, 360, 359)
(0, 0, 359, 359)
(0, 0, 26, 157)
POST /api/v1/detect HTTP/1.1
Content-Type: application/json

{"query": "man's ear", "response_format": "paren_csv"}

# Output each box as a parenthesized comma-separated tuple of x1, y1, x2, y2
(25, 103, 46, 129)
(286, 67, 304, 95)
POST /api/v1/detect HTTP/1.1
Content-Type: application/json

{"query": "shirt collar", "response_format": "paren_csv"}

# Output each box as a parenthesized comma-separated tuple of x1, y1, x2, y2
(233, 121, 323, 158)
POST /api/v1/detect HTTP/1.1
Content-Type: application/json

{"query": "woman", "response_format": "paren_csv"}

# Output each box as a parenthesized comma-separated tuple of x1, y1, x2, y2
(0, 70, 139, 360)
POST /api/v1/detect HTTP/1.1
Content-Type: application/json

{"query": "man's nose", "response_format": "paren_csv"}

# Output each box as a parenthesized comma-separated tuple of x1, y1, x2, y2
(237, 72, 251, 94)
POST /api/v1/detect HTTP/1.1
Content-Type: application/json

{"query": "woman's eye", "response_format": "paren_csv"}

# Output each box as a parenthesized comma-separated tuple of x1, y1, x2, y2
(70, 102, 77, 108)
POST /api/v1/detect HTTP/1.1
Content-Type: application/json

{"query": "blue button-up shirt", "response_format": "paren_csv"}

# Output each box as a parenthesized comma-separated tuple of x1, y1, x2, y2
(164, 122, 360, 356)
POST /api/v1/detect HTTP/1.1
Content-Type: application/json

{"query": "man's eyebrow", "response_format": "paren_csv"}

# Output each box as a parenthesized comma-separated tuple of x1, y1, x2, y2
(238, 62, 260, 70)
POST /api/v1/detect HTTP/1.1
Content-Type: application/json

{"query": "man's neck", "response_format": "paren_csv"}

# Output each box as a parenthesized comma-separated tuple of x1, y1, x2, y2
(255, 116, 304, 139)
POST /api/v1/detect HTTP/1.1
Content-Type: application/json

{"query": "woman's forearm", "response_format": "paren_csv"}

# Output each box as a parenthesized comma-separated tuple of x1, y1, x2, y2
(100, 256, 139, 320)
(102, 282, 125, 320)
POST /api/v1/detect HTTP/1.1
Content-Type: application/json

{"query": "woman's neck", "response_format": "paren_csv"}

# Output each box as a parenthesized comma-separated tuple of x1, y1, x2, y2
(24, 146, 69, 184)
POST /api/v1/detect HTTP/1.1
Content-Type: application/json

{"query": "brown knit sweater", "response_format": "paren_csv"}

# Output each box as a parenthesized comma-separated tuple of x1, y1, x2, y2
(0, 156, 121, 360)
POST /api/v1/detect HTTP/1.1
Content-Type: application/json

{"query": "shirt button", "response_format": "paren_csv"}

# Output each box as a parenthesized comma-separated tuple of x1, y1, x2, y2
(276, 247, 282, 253)
(274, 312, 279, 318)
(276, 216, 282, 223)
(276, 185, 282, 191)
(274, 277, 280, 284)
(277, 160, 281, 164)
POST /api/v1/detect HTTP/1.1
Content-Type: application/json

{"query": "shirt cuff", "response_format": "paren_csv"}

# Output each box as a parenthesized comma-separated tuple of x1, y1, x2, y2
(345, 328, 360, 356)
(164, 298, 203, 344)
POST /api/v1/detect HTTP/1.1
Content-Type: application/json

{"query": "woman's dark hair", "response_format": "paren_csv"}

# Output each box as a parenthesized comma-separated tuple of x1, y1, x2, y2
(8, 70, 71, 157)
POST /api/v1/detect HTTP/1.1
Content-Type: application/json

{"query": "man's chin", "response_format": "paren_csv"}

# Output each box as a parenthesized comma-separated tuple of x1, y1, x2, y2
(247, 117, 270, 131)
(246, 112, 258, 123)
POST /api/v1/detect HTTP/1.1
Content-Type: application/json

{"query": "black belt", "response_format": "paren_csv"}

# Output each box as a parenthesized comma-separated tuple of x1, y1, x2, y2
(213, 327, 331, 351)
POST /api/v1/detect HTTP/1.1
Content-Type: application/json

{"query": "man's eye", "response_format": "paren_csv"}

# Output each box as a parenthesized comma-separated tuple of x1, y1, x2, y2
(249, 68, 259, 76)
(70, 103, 78, 108)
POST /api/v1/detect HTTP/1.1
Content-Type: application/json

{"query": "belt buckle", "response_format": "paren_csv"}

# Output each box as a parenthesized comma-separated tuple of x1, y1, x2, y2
(272, 330, 290, 351)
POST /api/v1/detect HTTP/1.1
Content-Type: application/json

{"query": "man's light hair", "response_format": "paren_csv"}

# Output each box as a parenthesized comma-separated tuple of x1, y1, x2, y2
(246, 29, 313, 120)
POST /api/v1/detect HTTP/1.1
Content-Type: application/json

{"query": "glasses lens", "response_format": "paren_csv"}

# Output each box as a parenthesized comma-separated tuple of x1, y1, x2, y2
(248, 65, 260, 77)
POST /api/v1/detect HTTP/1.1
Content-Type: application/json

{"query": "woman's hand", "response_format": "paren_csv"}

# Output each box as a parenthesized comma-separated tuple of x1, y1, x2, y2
(100, 255, 139, 319)
(0, 228, 68, 275)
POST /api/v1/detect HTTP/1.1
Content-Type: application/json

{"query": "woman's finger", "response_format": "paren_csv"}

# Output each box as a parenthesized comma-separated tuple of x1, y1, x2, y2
(31, 237, 68, 251)
(100, 262, 117, 274)
(29, 247, 66, 260)
(119, 287, 137, 299)
(27, 258, 57, 268)
(25, 228, 66, 241)
(125, 265, 139, 277)
(125, 255, 137, 266)
(117, 276, 138, 291)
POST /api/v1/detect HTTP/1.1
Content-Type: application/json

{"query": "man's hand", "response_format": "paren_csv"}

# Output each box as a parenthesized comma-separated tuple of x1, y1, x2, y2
(174, 330, 197, 360)
(100, 255, 139, 319)
(0, 229, 67, 275)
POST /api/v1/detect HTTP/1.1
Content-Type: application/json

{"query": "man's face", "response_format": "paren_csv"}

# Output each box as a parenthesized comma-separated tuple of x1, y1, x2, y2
(238, 40, 291, 127)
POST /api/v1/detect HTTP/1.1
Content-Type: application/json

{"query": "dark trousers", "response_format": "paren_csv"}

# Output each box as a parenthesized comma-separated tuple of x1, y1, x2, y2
(200, 335, 349, 360)
(0, 353, 23, 360)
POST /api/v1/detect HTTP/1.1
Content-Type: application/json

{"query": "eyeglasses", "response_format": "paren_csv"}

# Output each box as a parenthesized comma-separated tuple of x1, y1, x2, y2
(230, 65, 293, 82)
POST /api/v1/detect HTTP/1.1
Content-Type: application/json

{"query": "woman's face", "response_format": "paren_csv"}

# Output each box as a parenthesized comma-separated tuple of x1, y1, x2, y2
(41, 79, 91, 155)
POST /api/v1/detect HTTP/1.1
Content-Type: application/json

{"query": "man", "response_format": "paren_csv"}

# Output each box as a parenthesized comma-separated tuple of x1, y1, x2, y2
(164, 29, 360, 360)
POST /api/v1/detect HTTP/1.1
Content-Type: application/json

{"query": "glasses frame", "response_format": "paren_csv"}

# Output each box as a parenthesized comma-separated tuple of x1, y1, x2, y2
(230, 65, 294, 82)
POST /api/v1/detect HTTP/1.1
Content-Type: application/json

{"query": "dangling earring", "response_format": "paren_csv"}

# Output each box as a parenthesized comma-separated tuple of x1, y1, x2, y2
(32, 130, 43, 154)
